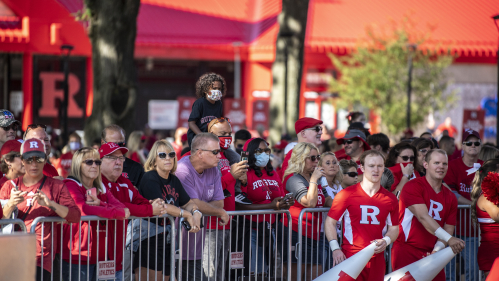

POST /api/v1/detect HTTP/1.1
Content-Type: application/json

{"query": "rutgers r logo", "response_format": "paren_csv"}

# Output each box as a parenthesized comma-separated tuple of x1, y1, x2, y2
(360, 205, 380, 225)
(30, 141, 39, 148)
(428, 200, 443, 221)
(122, 172, 129, 178)
(225, 139, 231, 146)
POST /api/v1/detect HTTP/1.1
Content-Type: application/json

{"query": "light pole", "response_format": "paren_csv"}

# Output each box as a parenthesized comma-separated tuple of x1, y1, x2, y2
(279, 31, 294, 136)
(60, 44, 73, 146)
(492, 15, 499, 145)
(406, 44, 417, 130)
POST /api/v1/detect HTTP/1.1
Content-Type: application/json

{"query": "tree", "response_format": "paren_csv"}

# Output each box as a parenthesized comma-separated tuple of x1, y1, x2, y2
(329, 17, 456, 135)
(269, 0, 310, 143)
(82, 0, 140, 145)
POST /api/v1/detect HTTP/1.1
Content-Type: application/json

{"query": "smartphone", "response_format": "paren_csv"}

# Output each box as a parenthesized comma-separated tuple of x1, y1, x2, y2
(86, 188, 97, 198)
(283, 193, 294, 202)
(241, 151, 249, 162)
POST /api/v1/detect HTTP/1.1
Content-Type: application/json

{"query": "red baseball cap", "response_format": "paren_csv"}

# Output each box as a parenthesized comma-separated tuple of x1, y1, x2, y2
(273, 140, 289, 150)
(462, 128, 481, 141)
(181, 133, 188, 143)
(243, 138, 269, 151)
(0, 139, 22, 158)
(99, 142, 129, 159)
(295, 118, 323, 134)
(21, 138, 46, 159)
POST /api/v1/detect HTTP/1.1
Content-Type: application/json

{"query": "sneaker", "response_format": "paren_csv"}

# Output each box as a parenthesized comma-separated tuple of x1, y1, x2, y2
(235, 192, 252, 205)
(223, 189, 232, 198)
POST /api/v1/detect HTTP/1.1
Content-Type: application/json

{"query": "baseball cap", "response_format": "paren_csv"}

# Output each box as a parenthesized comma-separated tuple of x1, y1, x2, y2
(21, 138, 46, 159)
(336, 129, 371, 150)
(273, 140, 289, 150)
(99, 142, 129, 159)
(0, 139, 22, 158)
(295, 118, 323, 134)
(462, 128, 481, 141)
(0, 110, 21, 128)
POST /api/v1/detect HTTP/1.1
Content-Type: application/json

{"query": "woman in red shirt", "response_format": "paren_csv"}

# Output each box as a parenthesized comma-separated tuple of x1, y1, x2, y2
(61, 147, 129, 281)
(0, 140, 24, 189)
(235, 138, 293, 277)
(385, 142, 420, 196)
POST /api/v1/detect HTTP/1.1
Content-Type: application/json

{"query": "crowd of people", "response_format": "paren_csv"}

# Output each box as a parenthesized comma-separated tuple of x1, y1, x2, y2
(0, 72, 497, 281)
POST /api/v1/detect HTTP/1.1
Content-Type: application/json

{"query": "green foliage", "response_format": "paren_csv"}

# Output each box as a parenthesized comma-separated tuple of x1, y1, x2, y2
(329, 17, 457, 134)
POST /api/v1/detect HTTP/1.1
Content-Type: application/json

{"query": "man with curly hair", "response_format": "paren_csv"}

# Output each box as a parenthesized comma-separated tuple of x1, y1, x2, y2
(187, 73, 226, 147)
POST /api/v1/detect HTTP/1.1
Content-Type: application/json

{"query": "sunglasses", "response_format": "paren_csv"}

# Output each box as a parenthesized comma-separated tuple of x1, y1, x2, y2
(273, 149, 282, 153)
(306, 155, 321, 162)
(83, 159, 102, 166)
(23, 124, 47, 139)
(255, 148, 271, 155)
(305, 126, 323, 133)
(399, 156, 415, 162)
(2, 124, 18, 131)
(199, 149, 222, 155)
(22, 156, 45, 164)
(463, 141, 481, 147)
(208, 117, 231, 132)
(344, 139, 357, 145)
(343, 172, 358, 177)
(418, 149, 429, 154)
(158, 152, 176, 159)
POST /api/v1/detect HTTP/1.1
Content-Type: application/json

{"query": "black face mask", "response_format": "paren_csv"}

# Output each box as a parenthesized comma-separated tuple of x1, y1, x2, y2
(236, 148, 243, 155)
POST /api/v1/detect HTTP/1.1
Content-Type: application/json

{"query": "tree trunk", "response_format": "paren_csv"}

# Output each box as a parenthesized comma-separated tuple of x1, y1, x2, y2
(83, 0, 140, 145)
(269, 0, 310, 143)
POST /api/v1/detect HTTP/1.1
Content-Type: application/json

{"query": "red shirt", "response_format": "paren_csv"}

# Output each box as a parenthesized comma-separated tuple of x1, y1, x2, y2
(443, 157, 483, 236)
(0, 176, 81, 273)
(58, 151, 73, 178)
(337, 154, 363, 175)
(477, 201, 499, 246)
(328, 183, 398, 256)
(0, 176, 9, 190)
(102, 175, 153, 271)
(130, 151, 141, 164)
(62, 178, 127, 265)
(208, 151, 236, 230)
(396, 177, 457, 251)
(279, 151, 292, 181)
(388, 163, 421, 192)
(43, 162, 60, 177)
(436, 124, 458, 137)
(242, 168, 283, 223)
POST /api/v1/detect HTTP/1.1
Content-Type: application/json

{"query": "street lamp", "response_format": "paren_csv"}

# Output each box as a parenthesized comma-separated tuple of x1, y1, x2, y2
(492, 15, 499, 145)
(60, 44, 73, 146)
(406, 44, 417, 130)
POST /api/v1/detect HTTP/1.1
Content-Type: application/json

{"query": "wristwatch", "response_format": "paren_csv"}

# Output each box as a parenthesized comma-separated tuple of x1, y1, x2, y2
(403, 174, 411, 180)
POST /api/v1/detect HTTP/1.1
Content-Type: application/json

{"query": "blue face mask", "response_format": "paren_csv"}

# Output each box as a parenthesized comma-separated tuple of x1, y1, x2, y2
(255, 153, 270, 167)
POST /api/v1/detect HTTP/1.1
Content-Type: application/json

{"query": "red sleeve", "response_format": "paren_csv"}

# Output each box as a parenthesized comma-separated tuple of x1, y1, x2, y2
(443, 161, 457, 190)
(400, 180, 425, 207)
(128, 186, 153, 217)
(0, 202, 2, 219)
(279, 152, 291, 179)
(56, 181, 81, 223)
(389, 195, 399, 226)
(445, 192, 458, 226)
(65, 181, 126, 219)
(328, 189, 349, 221)
(43, 163, 60, 177)
(0, 180, 13, 200)
(130, 152, 141, 164)
(221, 171, 236, 191)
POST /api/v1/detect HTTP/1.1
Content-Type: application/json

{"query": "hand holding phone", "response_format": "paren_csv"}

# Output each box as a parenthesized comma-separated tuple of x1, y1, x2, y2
(283, 193, 294, 202)
(241, 151, 249, 162)
(86, 188, 97, 198)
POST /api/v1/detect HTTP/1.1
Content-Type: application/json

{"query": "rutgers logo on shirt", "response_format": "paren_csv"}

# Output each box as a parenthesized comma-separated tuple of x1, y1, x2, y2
(428, 199, 443, 221)
(459, 183, 471, 194)
(122, 172, 129, 178)
(359, 205, 380, 225)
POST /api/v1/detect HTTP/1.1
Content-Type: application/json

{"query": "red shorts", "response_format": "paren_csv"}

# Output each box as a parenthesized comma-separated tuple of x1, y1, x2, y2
(478, 242, 499, 271)
(344, 251, 385, 281)
(391, 242, 445, 281)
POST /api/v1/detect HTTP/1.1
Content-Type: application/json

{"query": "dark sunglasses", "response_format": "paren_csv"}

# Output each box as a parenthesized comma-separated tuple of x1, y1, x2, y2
(83, 159, 102, 166)
(343, 172, 358, 177)
(22, 156, 45, 164)
(255, 148, 271, 155)
(306, 155, 321, 161)
(305, 126, 323, 133)
(158, 152, 176, 159)
(344, 139, 357, 145)
(399, 156, 415, 161)
(463, 141, 481, 147)
(2, 124, 18, 131)
(199, 149, 221, 155)
(23, 124, 47, 139)
(208, 117, 231, 132)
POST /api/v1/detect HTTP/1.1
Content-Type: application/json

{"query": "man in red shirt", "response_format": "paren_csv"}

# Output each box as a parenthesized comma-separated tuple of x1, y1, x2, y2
(336, 129, 371, 177)
(99, 142, 166, 280)
(0, 109, 21, 150)
(325, 150, 399, 280)
(392, 149, 465, 281)
(24, 124, 61, 178)
(443, 128, 482, 280)
(57, 132, 82, 178)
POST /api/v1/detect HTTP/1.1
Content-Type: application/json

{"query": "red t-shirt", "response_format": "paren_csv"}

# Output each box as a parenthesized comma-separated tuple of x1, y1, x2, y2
(279, 151, 292, 180)
(0, 176, 81, 273)
(208, 151, 235, 230)
(242, 168, 284, 224)
(436, 124, 458, 137)
(130, 151, 141, 164)
(328, 183, 399, 256)
(388, 163, 421, 192)
(62, 178, 127, 265)
(58, 151, 73, 178)
(43, 162, 60, 177)
(396, 177, 457, 251)
(0, 176, 9, 190)
(443, 157, 483, 236)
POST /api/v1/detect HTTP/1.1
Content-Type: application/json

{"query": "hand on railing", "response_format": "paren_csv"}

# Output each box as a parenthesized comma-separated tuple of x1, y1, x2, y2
(218, 209, 230, 226)
(151, 199, 167, 216)
(124, 208, 130, 219)
(275, 197, 294, 210)
(184, 212, 200, 233)
(85, 194, 100, 206)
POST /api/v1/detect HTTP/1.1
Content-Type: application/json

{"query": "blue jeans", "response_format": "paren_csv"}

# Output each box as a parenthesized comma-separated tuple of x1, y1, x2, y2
(250, 229, 276, 274)
(445, 236, 479, 281)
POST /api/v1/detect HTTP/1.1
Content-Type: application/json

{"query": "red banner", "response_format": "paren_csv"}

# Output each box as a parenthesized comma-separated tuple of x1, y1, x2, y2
(462, 109, 485, 141)
(252, 100, 269, 130)
(177, 97, 197, 129)
(223, 98, 246, 132)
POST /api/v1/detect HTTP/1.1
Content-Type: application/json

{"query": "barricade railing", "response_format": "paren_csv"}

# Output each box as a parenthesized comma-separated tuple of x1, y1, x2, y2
(0, 218, 27, 233)
(176, 209, 292, 281)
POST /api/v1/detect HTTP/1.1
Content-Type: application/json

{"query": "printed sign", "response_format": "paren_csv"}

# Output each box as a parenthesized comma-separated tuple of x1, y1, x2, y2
(177, 97, 197, 129)
(230, 252, 244, 269)
(148, 100, 179, 130)
(462, 109, 485, 141)
(224, 98, 246, 132)
(252, 100, 269, 130)
(98, 260, 115, 280)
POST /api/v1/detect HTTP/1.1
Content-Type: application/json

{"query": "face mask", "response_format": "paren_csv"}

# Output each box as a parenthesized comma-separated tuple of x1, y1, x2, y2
(69, 141, 81, 150)
(255, 153, 270, 167)
(207, 90, 222, 101)
(218, 136, 232, 150)
(236, 147, 243, 155)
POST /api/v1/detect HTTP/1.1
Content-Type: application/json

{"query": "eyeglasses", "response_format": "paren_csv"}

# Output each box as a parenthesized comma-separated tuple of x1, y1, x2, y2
(104, 140, 126, 147)
(255, 148, 271, 155)
(23, 124, 47, 139)
(343, 172, 358, 177)
(273, 149, 282, 153)
(22, 156, 45, 164)
(306, 155, 321, 162)
(198, 149, 222, 155)
(158, 152, 176, 159)
(1, 124, 18, 131)
(208, 117, 231, 132)
(418, 149, 429, 154)
(345, 139, 356, 145)
(83, 159, 102, 166)
(399, 156, 415, 162)
(305, 126, 323, 133)
(463, 141, 481, 147)
(104, 155, 126, 162)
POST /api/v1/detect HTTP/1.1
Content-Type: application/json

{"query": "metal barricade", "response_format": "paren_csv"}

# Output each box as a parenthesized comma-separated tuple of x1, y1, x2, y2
(0, 218, 27, 233)
(176, 209, 292, 281)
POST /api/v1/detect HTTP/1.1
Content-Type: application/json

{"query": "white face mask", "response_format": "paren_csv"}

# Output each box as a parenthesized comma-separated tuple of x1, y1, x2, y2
(207, 90, 222, 101)
(69, 141, 81, 150)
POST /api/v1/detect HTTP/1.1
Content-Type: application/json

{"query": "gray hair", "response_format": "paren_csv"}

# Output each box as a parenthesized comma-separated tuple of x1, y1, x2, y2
(191, 133, 219, 152)
(102, 124, 125, 141)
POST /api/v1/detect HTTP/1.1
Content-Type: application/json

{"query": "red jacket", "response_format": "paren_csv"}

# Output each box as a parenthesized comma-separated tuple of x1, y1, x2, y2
(62, 178, 127, 265)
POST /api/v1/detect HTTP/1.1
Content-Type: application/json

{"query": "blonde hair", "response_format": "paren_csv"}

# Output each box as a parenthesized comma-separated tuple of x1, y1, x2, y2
(319, 151, 343, 186)
(478, 145, 499, 162)
(127, 131, 143, 157)
(144, 140, 177, 173)
(70, 147, 103, 193)
(283, 142, 319, 181)
(471, 158, 499, 225)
